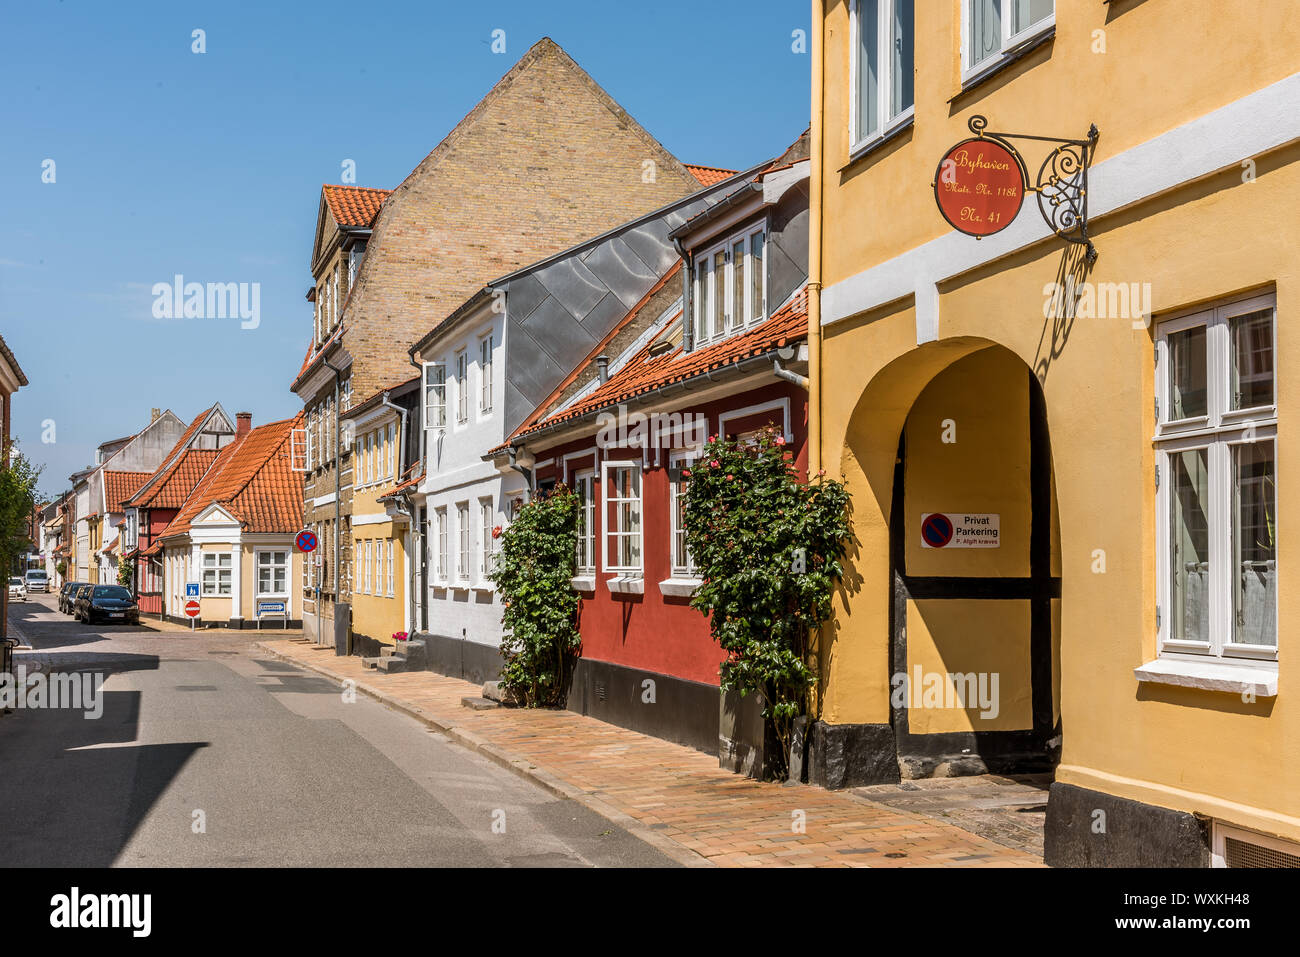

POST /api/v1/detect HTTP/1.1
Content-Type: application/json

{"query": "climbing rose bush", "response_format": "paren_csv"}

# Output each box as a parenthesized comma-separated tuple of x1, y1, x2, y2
(683, 426, 853, 779)
(491, 485, 582, 707)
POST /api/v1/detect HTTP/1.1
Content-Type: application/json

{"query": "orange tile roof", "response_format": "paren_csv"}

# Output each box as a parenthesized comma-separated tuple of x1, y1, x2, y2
(507, 286, 808, 447)
(127, 406, 218, 508)
(149, 448, 222, 509)
(322, 185, 391, 229)
(103, 471, 151, 512)
(157, 415, 306, 543)
(685, 164, 738, 187)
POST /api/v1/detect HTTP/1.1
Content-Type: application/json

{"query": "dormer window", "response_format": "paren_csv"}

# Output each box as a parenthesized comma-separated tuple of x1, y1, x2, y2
(692, 225, 766, 349)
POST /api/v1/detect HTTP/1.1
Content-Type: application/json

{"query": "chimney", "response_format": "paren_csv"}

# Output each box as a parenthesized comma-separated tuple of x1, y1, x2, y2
(236, 412, 253, 436)
(150, 408, 161, 422)
(596, 355, 610, 384)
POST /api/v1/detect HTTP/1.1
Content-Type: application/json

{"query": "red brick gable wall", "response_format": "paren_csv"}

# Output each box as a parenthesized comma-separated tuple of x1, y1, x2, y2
(339, 37, 703, 399)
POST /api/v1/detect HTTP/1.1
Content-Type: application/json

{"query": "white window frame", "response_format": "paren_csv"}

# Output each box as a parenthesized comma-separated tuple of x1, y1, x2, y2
(575, 469, 596, 575)
(386, 540, 395, 597)
(961, 0, 1056, 86)
(692, 224, 767, 348)
(849, 0, 916, 155)
(456, 502, 471, 582)
(255, 549, 289, 597)
(1154, 291, 1278, 664)
(202, 552, 232, 597)
(479, 497, 495, 579)
(455, 351, 469, 425)
(423, 362, 447, 431)
(435, 508, 448, 584)
(479, 333, 494, 415)
(602, 460, 643, 575)
(386, 422, 395, 479)
(669, 451, 700, 576)
(363, 540, 372, 595)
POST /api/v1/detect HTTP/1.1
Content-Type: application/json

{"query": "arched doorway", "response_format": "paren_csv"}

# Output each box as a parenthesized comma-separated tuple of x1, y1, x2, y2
(887, 345, 1061, 777)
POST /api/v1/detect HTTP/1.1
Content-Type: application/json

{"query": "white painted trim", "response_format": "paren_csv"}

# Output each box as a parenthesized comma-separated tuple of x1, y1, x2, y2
(570, 575, 596, 593)
(821, 72, 1300, 342)
(312, 492, 337, 508)
(658, 577, 702, 598)
(1134, 657, 1277, 698)
(718, 397, 793, 443)
(848, 0, 916, 155)
(1211, 821, 1300, 867)
(606, 575, 645, 595)
(352, 513, 392, 527)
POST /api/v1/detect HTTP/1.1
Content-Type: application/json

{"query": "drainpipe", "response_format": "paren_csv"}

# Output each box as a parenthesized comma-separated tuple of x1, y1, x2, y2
(809, 0, 825, 479)
(675, 238, 693, 352)
(772, 357, 810, 391)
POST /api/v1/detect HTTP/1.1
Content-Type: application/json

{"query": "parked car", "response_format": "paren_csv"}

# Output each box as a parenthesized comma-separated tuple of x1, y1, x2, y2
(58, 581, 87, 614)
(24, 569, 49, 593)
(74, 584, 140, 626)
(8, 577, 27, 602)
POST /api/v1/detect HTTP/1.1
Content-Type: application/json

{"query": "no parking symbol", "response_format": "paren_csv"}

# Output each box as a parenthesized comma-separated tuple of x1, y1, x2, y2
(921, 513, 1000, 548)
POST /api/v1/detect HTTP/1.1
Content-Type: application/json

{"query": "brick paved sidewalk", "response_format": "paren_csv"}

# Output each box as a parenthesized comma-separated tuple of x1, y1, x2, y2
(258, 639, 1043, 868)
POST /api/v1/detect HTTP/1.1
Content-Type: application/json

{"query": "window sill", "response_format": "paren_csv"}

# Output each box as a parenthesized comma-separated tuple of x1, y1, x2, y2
(571, 575, 596, 593)
(472, 583, 494, 594)
(1134, 657, 1278, 698)
(658, 577, 702, 598)
(841, 114, 914, 172)
(606, 575, 645, 595)
(951, 27, 1056, 102)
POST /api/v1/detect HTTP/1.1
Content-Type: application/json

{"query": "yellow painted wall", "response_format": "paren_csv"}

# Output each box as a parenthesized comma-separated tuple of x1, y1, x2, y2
(815, 0, 1300, 837)
(906, 598, 1032, 733)
(349, 421, 406, 644)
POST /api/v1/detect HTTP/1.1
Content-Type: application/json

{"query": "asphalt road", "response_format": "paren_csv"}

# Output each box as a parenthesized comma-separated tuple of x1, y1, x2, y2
(0, 592, 674, 867)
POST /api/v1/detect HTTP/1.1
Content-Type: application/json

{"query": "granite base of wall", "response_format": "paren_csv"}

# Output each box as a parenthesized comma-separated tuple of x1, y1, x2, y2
(1044, 782, 1211, 868)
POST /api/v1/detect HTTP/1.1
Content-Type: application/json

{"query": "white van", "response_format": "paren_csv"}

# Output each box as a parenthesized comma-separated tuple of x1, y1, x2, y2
(24, 569, 49, 593)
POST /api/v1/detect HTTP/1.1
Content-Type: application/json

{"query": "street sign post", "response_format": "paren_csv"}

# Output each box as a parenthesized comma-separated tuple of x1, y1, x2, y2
(186, 582, 200, 599)
(185, 599, 201, 630)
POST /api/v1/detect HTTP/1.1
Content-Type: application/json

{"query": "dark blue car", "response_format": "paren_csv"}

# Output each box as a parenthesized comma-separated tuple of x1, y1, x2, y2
(74, 585, 140, 626)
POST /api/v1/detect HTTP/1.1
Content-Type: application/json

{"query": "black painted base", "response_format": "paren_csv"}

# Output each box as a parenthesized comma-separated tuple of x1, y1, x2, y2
(807, 721, 900, 788)
(567, 658, 719, 755)
(1044, 782, 1210, 867)
(417, 633, 503, 686)
(351, 633, 387, 658)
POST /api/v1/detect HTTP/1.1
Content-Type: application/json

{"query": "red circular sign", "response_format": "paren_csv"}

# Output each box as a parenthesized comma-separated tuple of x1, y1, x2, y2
(296, 530, 318, 553)
(922, 513, 955, 548)
(934, 137, 1025, 237)
(185, 600, 201, 618)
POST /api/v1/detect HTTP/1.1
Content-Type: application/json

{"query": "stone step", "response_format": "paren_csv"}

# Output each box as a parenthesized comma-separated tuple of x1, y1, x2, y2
(462, 696, 499, 711)
(380, 647, 397, 658)
(361, 656, 384, 670)
(373, 657, 409, 674)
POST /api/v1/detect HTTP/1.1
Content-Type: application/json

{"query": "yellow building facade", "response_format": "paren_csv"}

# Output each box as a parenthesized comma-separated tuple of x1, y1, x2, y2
(341, 387, 415, 654)
(810, 0, 1300, 865)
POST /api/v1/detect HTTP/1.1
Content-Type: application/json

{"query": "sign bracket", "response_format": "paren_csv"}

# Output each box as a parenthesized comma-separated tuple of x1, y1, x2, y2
(966, 114, 1100, 264)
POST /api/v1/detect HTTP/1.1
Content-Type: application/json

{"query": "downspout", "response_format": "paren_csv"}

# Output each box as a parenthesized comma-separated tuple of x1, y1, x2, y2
(675, 239, 693, 353)
(406, 354, 430, 635)
(808, 2, 829, 730)
(809, 0, 825, 479)
(772, 358, 810, 391)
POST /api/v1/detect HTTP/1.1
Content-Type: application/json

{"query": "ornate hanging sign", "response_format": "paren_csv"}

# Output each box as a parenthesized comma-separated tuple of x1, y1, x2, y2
(933, 114, 1100, 261)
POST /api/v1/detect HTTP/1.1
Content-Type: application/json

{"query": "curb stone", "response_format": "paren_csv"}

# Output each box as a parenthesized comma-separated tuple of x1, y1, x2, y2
(255, 642, 713, 868)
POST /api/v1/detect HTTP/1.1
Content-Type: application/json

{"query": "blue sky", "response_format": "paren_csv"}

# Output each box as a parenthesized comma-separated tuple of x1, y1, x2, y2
(0, 0, 811, 498)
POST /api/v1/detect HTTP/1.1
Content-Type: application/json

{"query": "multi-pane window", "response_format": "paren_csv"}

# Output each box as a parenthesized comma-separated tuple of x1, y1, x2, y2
(363, 540, 372, 594)
(603, 462, 642, 573)
(479, 497, 495, 578)
(424, 363, 446, 430)
(693, 226, 767, 347)
(386, 540, 395, 597)
(386, 423, 395, 478)
(480, 334, 494, 414)
(457, 502, 471, 581)
(965, 0, 1054, 80)
(456, 352, 469, 424)
(202, 552, 232, 596)
(435, 508, 448, 583)
(670, 454, 699, 576)
(852, 0, 915, 150)
(575, 471, 596, 574)
(257, 551, 288, 596)
(1156, 292, 1277, 661)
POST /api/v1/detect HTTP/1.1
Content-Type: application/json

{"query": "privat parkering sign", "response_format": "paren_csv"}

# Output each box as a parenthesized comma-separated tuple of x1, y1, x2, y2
(933, 137, 1025, 238)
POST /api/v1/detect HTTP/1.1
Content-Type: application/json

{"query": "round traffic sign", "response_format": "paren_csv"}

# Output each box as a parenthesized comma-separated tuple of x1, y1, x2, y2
(296, 530, 318, 553)
(922, 513, 955, 548)
(934, 137, 1025, 238)
(185, 600, 201, 618)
